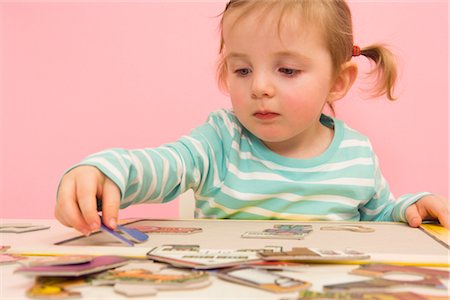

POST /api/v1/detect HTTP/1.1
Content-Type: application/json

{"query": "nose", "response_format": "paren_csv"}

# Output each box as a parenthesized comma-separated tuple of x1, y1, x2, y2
(251, 72, 275, 99)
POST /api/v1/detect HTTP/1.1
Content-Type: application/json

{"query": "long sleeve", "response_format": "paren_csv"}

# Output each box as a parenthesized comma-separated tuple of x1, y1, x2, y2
(70, 113, 230, 209)
(359, 153, 430, 222)
(61, 109, 431, 222)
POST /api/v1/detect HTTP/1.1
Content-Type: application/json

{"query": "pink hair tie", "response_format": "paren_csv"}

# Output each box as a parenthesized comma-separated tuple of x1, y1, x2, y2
(352, 45, 361, 57)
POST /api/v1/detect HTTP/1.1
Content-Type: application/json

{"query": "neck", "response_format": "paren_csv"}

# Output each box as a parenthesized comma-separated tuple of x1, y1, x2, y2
(263, 123, 334, 159)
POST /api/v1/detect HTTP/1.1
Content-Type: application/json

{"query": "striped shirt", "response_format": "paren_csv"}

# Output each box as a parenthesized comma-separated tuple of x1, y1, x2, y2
(75, 109, 428, 222)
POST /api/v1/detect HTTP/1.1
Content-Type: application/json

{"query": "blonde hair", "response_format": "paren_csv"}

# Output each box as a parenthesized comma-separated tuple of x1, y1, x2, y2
(217, 0, 397, 100)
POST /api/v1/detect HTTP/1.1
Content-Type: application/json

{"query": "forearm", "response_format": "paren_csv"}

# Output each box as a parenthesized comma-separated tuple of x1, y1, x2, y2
(72, 143, 200, 208)
(360, 189, 431, 222)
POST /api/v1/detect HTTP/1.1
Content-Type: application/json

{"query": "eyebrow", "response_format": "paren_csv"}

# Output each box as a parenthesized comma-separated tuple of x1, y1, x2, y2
(225, 51, 312, 63)
(273, 51, 312, 63)
(225, 52, 248, 61)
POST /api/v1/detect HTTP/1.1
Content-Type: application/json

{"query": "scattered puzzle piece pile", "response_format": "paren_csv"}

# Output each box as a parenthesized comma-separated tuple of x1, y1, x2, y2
(3, 222, 449, 298)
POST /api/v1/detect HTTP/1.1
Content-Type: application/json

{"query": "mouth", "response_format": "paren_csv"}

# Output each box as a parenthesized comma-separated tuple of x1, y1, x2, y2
(253, 111, 280, 120)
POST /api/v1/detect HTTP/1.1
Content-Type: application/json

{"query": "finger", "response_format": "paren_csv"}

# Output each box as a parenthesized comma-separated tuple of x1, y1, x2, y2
(100, 178, 121, 230)
(55, 176, 91, 235)
(436, 211, 450, 230)
(76, 172, 101, 232)
(405, 204, 422, 228)
(416, 196, 450, 229)
(430, 202, 450, 230)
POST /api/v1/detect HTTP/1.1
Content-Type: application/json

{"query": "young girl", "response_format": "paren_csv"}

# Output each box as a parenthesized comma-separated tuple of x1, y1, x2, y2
(55, 0, 448, 236)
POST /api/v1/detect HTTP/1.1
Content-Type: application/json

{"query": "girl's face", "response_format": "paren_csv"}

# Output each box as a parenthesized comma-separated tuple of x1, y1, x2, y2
(223, 9, 337, 157)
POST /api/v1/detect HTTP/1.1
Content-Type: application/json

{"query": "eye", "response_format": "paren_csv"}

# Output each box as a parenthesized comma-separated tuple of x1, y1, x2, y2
(278, 67, 299, 76)
(234, 68, 251, 77)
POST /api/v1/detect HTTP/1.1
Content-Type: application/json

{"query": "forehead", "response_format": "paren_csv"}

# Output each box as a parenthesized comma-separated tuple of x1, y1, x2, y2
(222, 3, 326, 52)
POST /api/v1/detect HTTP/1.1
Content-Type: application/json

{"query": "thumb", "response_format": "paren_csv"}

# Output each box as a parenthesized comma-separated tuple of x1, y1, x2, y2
(405, 204, 422, 228)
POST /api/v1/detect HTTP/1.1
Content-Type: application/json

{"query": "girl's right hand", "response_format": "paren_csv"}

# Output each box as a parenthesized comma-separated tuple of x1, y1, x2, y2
(55, 165, 121, 235)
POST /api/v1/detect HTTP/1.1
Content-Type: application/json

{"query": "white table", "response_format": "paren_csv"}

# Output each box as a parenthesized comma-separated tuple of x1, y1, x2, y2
(1, 219, 449, 299)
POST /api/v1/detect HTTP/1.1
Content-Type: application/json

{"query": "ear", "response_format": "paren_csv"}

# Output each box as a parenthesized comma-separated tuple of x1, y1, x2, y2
(327, 61, 358, 103)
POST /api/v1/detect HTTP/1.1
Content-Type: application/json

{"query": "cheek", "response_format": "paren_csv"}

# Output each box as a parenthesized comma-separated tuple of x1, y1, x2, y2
(228, 82, 248, 106)
(229, 93, 246, 118)
(279, 87, 326, 117)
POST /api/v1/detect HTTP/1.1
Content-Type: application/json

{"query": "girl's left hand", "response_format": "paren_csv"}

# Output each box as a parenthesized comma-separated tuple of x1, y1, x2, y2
(405, 194, 449, 229)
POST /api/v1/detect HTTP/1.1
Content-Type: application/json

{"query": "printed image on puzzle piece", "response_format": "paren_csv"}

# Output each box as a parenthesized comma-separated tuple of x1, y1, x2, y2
(242, 224, 312, 240)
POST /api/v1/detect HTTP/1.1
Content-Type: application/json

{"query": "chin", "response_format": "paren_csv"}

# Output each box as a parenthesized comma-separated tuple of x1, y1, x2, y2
(254, 132, 288, 144)
(242, 121, 289, 143)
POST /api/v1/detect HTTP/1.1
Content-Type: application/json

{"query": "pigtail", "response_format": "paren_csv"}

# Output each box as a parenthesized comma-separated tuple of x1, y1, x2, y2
(360, 44, 398, 101)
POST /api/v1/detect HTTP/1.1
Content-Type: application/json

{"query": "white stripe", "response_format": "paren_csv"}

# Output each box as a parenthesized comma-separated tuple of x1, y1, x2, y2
(227, 163, 292, 181)
(315, 177, 374, 186)
(234, 145, 373, 172)
(220, 185, 361, 206)
(172, 148, 188, 191)
(83, 157, 126, 189)
(221, 184, 302, 202)
(359, 203, 387, 216)
(93, 149, 140, 188)
(109, 151, 131, 176)
(216, 109, 242, 136)
(183, 136, 209, 192)
(320, 158, 373, 171)
(183, 135, 223, 190)
(227, 164, 374, 186)
(121, 152, 146, 206)
(139, 147, 184, 203)
(142, 150, 158, 200)
(161, 147, 184, 180)
(102, 150, 140, 205)
(344, 124, 361, 134)
(125, 149, 159, 204)
(196, 196, 357, 220)
(397, 192, 429, 220)
(162, 146, 187, 193)
(153, 150, 170, 201)
(339, 139, 371, 148)
(375, 177, 388, 199)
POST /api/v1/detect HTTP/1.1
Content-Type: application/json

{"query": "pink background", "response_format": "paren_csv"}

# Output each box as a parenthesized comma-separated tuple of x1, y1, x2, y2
(0, 1, 448, 219)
